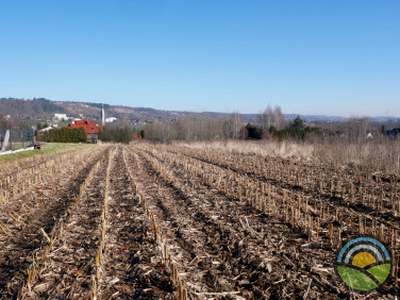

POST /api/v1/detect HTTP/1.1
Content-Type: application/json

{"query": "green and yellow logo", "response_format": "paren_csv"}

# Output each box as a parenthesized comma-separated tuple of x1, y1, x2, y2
(336, 237, 391, 291)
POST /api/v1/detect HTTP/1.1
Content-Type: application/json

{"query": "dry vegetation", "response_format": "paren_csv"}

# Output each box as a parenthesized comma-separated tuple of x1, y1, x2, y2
(178, 139, 400, 173)
(0, 141, 399, 299)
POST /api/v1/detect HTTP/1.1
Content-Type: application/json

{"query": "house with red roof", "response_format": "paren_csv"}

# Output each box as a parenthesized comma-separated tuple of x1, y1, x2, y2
(68, 120, 100, 143)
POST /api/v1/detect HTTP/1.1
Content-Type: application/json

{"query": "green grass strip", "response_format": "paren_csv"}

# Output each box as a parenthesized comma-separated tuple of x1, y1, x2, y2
(0, 143, 84, 164)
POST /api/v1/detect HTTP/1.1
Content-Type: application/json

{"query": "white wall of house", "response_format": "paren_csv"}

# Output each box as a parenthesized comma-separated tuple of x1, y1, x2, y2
(105, 117, 117, 123)
(52, 114, 69, 121)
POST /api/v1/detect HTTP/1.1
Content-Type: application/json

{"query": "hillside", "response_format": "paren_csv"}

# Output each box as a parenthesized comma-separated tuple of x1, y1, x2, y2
(0, 98, 254, 124)
(0, 98, 202, 124)
(0, 98, 67, 120)
(1, 98, 399, 126)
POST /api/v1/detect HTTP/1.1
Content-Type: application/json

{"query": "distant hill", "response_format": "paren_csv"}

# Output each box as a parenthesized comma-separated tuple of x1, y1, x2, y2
(0, 97, 398, 125)
(0, 98, 67, 120)
(0, 98, 202, 124)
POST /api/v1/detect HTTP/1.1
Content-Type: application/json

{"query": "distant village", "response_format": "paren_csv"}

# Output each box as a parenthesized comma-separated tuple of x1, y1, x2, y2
(34, 106, 137, 144)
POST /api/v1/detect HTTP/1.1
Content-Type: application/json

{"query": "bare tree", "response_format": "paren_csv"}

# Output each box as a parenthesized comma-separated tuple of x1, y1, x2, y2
(259, 105, 273, 130)
(0, 114, 7, 128)
(347, 116, 371, 144)
(259, 105, 285, 132)
(272, 106, 285, 130)
(229, 112, 242, 140)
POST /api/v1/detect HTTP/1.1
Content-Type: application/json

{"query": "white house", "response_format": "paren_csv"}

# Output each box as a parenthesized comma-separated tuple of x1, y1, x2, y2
(38, 124, 58, 132)
(52, 114, 69, 121)
(105, 117, 118, 123)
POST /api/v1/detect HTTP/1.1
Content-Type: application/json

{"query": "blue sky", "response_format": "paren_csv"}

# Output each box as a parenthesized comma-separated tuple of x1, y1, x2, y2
(1, 1, 399, 117)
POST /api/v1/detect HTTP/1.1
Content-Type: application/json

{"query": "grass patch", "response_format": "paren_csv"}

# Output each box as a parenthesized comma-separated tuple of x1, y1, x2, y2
(0, 143, 85, 164)
(40, 143, 84, 154)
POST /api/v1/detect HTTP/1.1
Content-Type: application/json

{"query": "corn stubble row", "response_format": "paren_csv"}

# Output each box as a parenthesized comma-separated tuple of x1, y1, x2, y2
(123, 148, 188, 300)
(0, 146, 94, 206)
(136, 148, 304, 298)
(135, 144, 400, 285)
(92, 146, 116, 299)
(3, 142, 399, 298)
(161, 145, 400, 244)
(0, 145, 91, 179)
(19, 146, 112, 298)
(3, 145, 186, 299)
(0, 146, 108, 241)
(1, 145, 173, 299)
(24, 145, 181, 299)
(168, 145, 400, 216)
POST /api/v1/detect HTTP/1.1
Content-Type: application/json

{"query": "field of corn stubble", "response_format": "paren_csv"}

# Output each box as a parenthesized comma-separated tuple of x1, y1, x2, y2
(0, 143, 399, 299)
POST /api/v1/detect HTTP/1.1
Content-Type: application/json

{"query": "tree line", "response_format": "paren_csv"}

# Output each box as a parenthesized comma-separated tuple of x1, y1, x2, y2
(143, 106, 319, 143)
(141, 106, 400, 144)
(5, 106, 400, 145)
(98, 125, 143, 144)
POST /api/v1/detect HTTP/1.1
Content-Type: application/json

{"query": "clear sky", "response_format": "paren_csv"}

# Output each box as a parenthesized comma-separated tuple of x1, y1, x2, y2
(1, 1, 399, 117)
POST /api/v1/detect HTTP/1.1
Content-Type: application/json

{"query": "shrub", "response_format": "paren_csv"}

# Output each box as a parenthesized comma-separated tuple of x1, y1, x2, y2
(36, 127, 87, 143)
